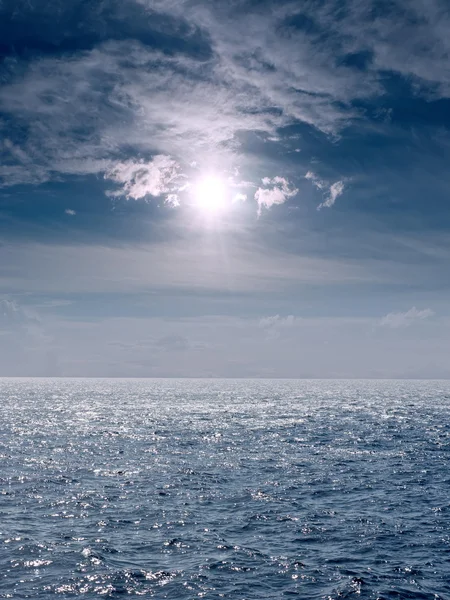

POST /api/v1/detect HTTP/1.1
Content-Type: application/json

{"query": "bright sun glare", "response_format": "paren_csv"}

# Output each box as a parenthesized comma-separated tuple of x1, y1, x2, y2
(193, 176, 227, 214)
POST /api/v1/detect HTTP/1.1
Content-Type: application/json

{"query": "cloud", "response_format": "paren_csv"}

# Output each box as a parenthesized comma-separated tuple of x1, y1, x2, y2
(0, 38, 285, 190)
(380, 307, 435, 329)
(105, 155, 183, 202)
(318, 180, 345, 209)
(255, 176, 298, 214)
(305, 171, 346, 209)
(310, 0, 450, 99)
(0, 296, 57, 375)
(305, 171, 326, 190)
(155, 334, 190, 352)
(0, 297, 40, 331)
(259, 314, 299, 338)
(65, 209, 76, 216)
(38, 311, 450, 378)
(0, 0, 380, 197)
(259, 315, 297, 329)
(0, 0, 449, 223)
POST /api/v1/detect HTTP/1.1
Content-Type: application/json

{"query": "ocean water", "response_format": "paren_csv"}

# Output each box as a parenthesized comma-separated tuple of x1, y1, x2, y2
(1, 379, 449, 599)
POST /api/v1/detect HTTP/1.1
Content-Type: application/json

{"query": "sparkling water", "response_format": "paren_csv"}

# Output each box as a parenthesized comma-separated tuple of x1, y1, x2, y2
(1, 378, 449, 599)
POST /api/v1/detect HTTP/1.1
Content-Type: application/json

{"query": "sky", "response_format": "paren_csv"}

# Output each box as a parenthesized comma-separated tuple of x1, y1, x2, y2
(1, 0, 450, 377)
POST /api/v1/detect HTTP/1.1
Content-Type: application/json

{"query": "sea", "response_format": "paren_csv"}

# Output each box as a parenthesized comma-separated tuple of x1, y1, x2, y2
(0, 378, 449, 599)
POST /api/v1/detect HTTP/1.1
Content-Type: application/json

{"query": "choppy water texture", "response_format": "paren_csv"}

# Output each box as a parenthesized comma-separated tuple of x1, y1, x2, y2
(1, 379, 450, 599)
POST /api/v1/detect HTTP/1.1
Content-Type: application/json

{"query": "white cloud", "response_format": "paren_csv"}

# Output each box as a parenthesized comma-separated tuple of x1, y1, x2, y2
(65, 209, 76, 216)
(380, 307, 435, 329)
(165, 194, 181, 208)
(311, 0, 450, 99)
(259, 314, 300, 339)
(0, 40, 286, 190)
(1, 0, 450, 226)
(105, 155, 182, 202)
(0, 297, 44, 333)
(0, 0, 380, 194)
(0, 297, 27, 328)
(156, 334, 190, 352)
(305, 171, 346, 209)
(305, 171, 326, 190)
(259, 315, 297, 329)
(318, 180, 345, 209)
(255, 176, 298, 215)
(0, 296, 55, 375)
(1, 307, 449, 377)
(1, 0, 450, 201)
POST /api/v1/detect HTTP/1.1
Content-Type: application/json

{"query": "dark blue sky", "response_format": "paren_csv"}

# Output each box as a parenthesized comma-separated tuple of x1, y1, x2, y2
(1, 0, 450, 377)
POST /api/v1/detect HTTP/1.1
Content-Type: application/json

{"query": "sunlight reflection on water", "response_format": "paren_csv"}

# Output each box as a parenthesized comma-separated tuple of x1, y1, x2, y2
(0, 378, 449, 599)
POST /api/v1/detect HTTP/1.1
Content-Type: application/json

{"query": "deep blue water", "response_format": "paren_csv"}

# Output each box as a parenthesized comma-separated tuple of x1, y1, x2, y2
(0, 378, 449, 599)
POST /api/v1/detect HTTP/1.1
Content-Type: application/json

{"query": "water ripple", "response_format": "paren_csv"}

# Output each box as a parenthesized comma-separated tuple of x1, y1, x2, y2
(0, 378, 449, 598)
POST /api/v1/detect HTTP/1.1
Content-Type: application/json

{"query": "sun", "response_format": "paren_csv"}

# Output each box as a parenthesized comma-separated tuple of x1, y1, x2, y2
(193, 175, 227, 214)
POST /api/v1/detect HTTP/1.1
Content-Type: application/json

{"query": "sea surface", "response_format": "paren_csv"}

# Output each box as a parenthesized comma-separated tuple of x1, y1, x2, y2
(0, 379, 449, 599)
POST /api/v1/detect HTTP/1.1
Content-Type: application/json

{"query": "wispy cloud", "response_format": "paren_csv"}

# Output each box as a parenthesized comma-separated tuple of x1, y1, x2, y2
(380, 307, 435, 329)
(1, 0, 448, 222)
(305, 171, 326, 190)
(318, 180, 346, 209)
(259, 314, 300, 339)
(259, 315, 297, 329)
(233, 193, 247, 203)
(0, 296, 56, 375)
(0, 39, 283, 189)
(305, 171, 346, 209)
(1, 0, 450, 378)
(255, 177, 298, 215)
(105, 155, 183, 203)
(0, 0, 380, 200)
